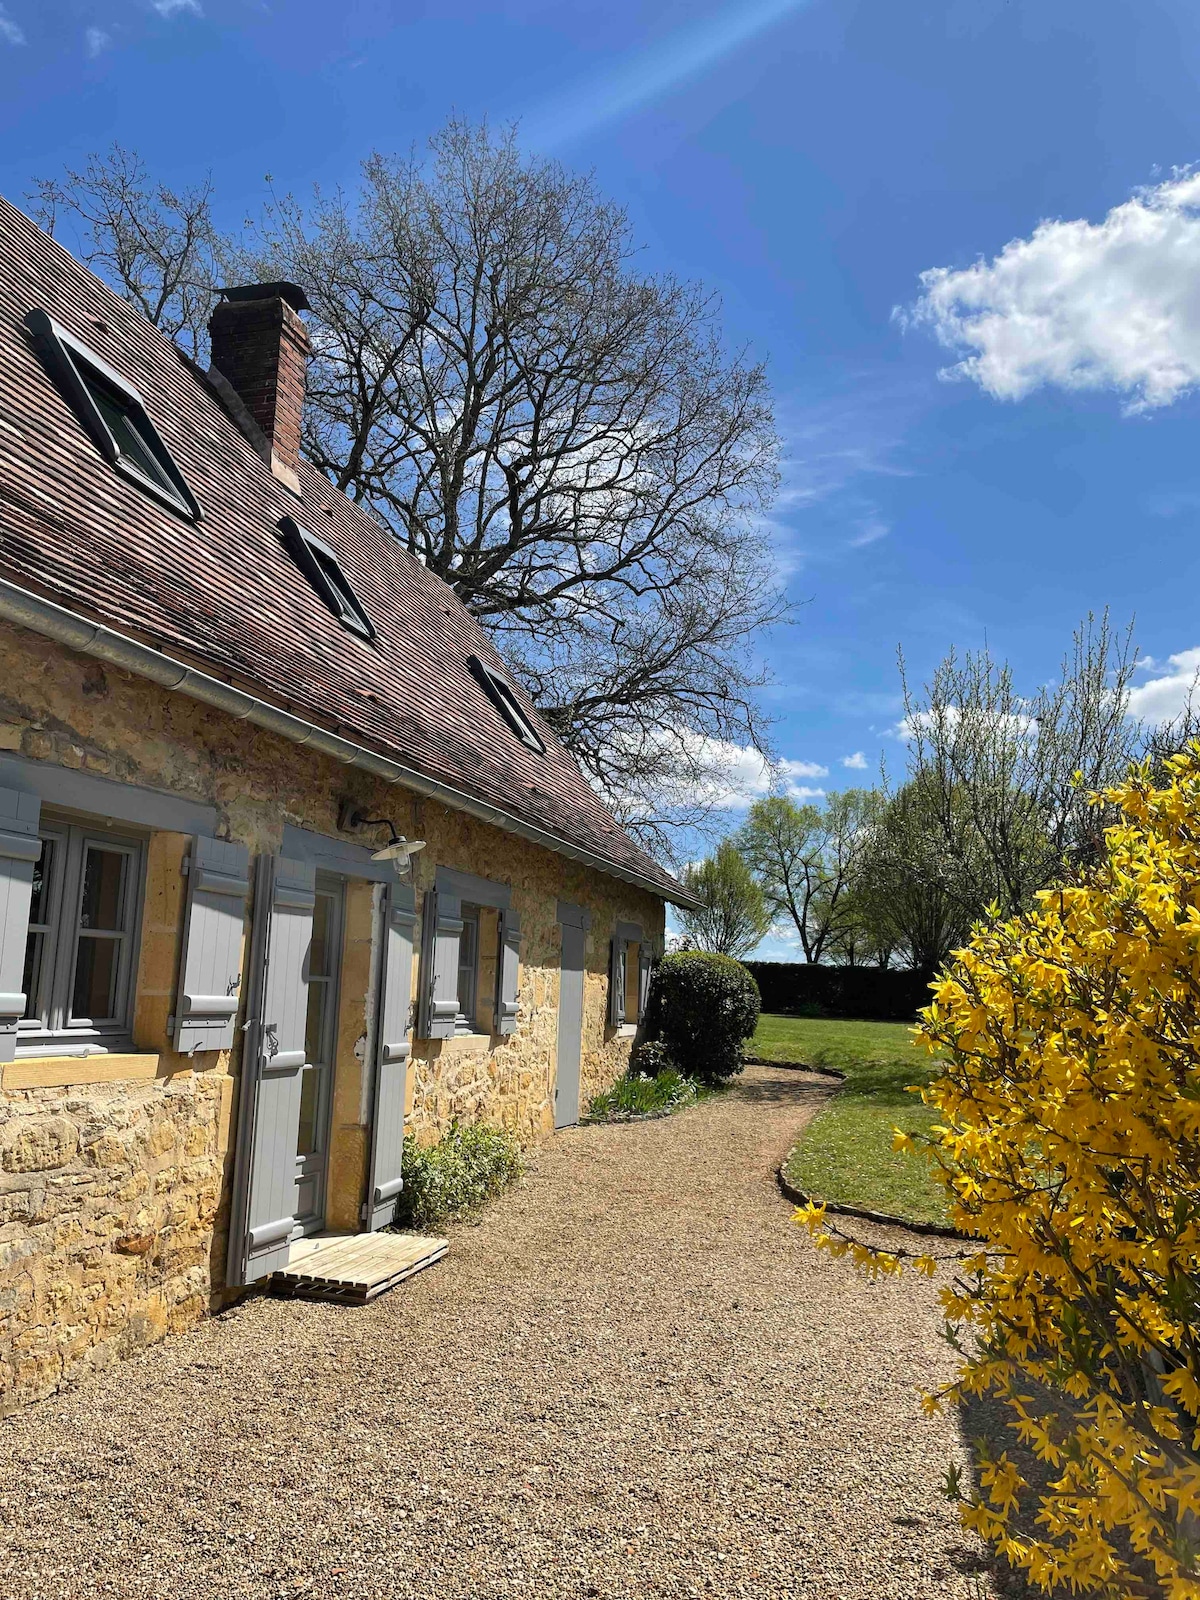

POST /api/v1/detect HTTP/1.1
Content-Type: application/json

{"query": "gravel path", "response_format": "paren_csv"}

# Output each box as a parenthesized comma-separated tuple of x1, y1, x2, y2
(0, 1065, 1013, 1600)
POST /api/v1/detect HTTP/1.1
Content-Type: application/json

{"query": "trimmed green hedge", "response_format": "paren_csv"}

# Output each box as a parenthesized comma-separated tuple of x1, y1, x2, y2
(393, 1121, 521, 1231)
(642, 951, 761, 1084)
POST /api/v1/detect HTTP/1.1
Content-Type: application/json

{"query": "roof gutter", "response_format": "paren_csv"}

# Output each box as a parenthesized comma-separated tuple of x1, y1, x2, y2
(0, 575, 702, 911)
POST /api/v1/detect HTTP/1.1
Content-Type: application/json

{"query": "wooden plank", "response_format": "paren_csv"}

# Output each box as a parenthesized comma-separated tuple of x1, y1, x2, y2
(272, 1231, 447, 1304)
(3, 1052, 161, 1089)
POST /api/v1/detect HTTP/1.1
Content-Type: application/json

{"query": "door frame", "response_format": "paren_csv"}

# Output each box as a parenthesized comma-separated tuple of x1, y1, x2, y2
(226, 827, 414, 1288)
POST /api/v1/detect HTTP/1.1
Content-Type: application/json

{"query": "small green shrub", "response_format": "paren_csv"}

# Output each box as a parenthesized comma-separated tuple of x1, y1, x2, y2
(393, 1120, 521, 1231)
(587, 1069, 699, 1121)
(632, 1038, 677, 1076)
(642, 951, 761, 1084)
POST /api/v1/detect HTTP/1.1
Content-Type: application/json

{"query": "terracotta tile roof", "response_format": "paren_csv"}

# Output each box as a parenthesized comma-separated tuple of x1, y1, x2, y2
(0, 197, 688, 904)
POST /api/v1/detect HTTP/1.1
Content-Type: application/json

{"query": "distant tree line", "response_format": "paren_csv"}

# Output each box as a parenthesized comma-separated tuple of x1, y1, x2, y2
(678, 613, 1197, 972)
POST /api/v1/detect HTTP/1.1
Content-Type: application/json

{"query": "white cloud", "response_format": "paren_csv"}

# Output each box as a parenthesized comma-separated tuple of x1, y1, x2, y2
(906, 170, 1200, 411)
(0, 5, 26, 44)
(693, 744, 827, 808)
(841, 750, 869, 770)
(1126, 647, 1200, 724)
(152, 0, 201, 15)
(631, 736, 829, 812)
(85, 25, 111, 54)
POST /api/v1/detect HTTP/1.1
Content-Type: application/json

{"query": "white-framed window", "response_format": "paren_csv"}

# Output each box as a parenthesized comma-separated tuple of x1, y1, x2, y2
(19, 818, 145, 1056)
(279, 516, 375, 642)
(467, 655, 546, 754)
(24, 309, 201, 521)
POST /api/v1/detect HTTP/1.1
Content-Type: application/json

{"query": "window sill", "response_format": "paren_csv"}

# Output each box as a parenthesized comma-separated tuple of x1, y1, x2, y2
(2, 1052, 161, 1090)
(438, 1032, 493, 1056)
(617, 1024, 638, 1039)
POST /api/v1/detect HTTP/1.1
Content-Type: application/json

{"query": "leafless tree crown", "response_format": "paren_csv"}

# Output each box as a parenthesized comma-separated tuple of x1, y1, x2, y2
(31, 127, 784, 857)
(30, 146, 222, 361)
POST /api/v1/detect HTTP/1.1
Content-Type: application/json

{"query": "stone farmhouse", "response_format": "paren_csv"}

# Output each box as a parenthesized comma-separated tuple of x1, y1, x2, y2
(0, 197, 694, 1411)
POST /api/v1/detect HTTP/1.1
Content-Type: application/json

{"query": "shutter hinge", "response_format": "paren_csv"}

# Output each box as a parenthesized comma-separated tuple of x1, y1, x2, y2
(166, 1013, 176, 1038)
(181, 854, 190, 877)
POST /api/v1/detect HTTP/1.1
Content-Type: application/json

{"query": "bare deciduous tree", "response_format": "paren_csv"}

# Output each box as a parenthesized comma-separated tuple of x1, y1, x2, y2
(30, 145, 222, 360)
(899, 612, 1141, 916)
(31, 129, 785, 857)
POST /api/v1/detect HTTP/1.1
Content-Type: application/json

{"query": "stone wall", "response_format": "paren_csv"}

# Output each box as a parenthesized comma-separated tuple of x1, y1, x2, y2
(0, 620, 666, 1411)
(0, 1069, 232, 1408)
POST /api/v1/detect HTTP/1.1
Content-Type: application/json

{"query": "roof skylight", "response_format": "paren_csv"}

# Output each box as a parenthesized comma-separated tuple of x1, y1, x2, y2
(279, 516, 375, 641)
(25, 309, 201, 520)
(468, 655, 546, 754)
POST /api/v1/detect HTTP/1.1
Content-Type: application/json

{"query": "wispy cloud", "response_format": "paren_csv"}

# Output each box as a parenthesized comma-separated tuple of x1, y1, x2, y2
(152, 0, 202, 15)
(847, 518, 889, 549)
(522, 0, 817, 149)
(841, 751, 869, 770)
(765, 375, 922, 577)
(85, 25, 112, 55)
(0, 4, 25, 44)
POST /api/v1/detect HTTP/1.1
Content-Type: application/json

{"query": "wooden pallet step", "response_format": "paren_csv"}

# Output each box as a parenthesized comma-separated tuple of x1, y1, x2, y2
(272, 1232, 448, 1304)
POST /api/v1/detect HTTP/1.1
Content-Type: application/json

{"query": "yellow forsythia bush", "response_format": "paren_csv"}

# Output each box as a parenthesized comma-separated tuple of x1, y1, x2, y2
(802, 753, 1200, 1598)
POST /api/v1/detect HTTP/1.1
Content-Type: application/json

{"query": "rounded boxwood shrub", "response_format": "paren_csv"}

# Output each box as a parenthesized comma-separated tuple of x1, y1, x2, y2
(642, 951, 761, 1085)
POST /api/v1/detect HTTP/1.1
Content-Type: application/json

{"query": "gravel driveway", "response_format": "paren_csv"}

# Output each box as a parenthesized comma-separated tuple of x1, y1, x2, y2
(0, 1065, 1012, 1600)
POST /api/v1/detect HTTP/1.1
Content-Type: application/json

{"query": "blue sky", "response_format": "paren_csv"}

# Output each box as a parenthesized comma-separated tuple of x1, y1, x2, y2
(4, 0, 1200, 952)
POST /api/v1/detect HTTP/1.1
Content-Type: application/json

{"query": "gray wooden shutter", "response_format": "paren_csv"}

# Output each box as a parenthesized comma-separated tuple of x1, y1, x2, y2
(417, 885, 461, 1039)
(495, 908, 521, 1036)
(366, 882, 417, 1231)
(243, 856, 315, 1283)
(637, 945, 653, 1023)
(608, 935, 626, 1027)
(0, 788, 41, 1063)
(172, 836, 250, 1054)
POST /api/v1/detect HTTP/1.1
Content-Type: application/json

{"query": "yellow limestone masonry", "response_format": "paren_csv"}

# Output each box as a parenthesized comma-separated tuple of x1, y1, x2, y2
(0, 621, 663, 1410)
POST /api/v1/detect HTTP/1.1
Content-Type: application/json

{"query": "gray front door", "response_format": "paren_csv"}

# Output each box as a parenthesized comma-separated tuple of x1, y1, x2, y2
(555, 902, 588, 1129)
(236, 854, 317, 1285)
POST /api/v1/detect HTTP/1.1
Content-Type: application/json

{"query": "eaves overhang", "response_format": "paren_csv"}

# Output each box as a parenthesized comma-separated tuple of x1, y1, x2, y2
(0, 574, 703, 912)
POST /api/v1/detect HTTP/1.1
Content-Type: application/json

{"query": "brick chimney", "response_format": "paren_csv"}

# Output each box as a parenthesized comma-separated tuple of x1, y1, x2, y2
(208, 282, 311, 494)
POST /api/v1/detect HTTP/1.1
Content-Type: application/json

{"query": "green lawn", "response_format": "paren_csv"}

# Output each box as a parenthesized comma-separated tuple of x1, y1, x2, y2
(753, 1014, 950, 1226)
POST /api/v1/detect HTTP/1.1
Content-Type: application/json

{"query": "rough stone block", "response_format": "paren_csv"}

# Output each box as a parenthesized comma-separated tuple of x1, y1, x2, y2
(1, 1116, 79, 1174)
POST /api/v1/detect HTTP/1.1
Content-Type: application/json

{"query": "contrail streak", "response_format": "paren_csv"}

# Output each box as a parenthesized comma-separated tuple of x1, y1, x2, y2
(522, 0, 819, 149)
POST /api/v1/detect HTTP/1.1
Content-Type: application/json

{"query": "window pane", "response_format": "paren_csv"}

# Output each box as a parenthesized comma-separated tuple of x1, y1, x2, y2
(86, 377, 176, 493)
(309, 893, 332, 979)
(297, 1066, 318, 1157)
(79, 847, 127, 931)
(21, 931, 45, 1020)
(72, 935, 119, 1022)
(29, 837, 53, 927)
(457, 915, 478, 1019)
(305, 980, 328, 1067)
(624, 942, 640, 1023)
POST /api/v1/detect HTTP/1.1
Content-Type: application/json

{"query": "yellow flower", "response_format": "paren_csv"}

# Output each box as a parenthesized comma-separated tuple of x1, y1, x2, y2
(802, 747, 1200, 1597)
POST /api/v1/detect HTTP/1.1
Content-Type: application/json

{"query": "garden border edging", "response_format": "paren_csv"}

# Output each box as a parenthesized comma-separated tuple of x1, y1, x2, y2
(775, 1165, 968, 1238)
